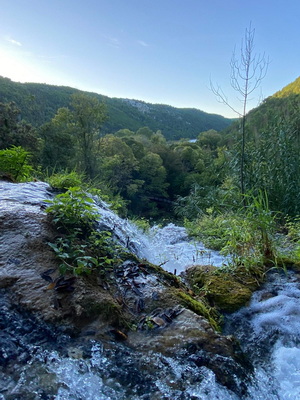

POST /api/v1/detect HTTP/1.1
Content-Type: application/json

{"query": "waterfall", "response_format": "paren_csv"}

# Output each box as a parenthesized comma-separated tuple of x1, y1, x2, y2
(1, 181, 300, 399)
(0, 181, 226, 273)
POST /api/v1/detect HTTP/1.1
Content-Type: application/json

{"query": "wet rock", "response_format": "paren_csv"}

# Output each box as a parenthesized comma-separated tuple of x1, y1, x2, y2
(188, 349, 250, 396)
(0, 182, 255, 398)
(185, 264, 261, 312)
(127, 308, 252, 397)
(0, 275, 19, 289)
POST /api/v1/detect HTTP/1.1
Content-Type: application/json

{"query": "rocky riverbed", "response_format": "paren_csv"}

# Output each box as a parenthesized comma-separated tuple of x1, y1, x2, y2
(2, 181, 299, 399)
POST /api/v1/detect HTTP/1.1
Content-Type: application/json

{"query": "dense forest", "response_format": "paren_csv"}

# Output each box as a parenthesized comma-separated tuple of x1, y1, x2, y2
(1, 74, 300, 277)
(1, 76, 299, 216)
(0, 76, 232, 141)
(1, 75, 300, 217)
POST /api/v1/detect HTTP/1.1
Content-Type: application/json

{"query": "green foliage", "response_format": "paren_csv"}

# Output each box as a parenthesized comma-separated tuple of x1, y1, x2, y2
(46, 94, 107, 179)
(47, 170, 84, 190)
(273, 76, 300, 98)
(0, 146, 33, 181)
(185, 191, 278, 269)
(45, 187, 99, 233)
(48, 231, 115, 276)
(3, 75, 300, 223)
(285, 215, 300, 261)
(46, 188, 119, 276)
(286, 216, 300, 242)
(227, 103, 300, 216)
(185, 213, 232, 250)
(130, 217, 151, 232)
(98, 134, 139, 196)
(0, 76, 232, 141)
(224, 82, 300, 217)
(0, 102, 42, 166)
(39, 116, 76, 171)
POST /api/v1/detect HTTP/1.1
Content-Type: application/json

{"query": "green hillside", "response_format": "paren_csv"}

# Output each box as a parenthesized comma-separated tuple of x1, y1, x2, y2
(222, 76, 300, 138)
(273, 76, 300, 98)
(0, 76, 232, 140)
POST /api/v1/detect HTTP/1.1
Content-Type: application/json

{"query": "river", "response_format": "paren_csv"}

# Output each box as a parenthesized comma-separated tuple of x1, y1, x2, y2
(0, 181, 299, 399)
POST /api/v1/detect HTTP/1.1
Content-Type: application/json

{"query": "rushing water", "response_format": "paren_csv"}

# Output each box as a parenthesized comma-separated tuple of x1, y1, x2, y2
(1, 182, 300, 399)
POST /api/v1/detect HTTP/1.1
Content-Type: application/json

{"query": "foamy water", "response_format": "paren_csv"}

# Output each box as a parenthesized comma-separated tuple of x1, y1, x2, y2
(1, 181, 300, 399)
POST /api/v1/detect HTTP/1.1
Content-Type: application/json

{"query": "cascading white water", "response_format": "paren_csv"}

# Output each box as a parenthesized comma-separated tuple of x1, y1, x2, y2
(138, 224, 228, 273)
(1, 181, 300, 399)
(224, 270, 300, 400)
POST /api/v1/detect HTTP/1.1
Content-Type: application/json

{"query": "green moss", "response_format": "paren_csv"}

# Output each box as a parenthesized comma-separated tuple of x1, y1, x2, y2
(126, 257, 183, 288)
(186, 265, 217, 290)
(276, 256, 300, 272)
(82, 298, 122, 324)
(176, 290, 221, 331)
(203, 275, 253, 312)
(185, 264, 262, 313)
(147, 263, 182, 287)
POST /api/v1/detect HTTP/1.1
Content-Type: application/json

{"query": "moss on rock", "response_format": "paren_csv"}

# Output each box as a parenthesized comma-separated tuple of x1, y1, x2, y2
(203, 275, 253, 312)
(81, 297, 122, 323)
(185, 264, 262, 313)
(175, 290, 221, 331)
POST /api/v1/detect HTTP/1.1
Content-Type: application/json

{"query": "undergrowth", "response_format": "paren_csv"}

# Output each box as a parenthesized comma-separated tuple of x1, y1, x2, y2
(45, 187, 121, 276)
(0, 146, 34, 182)
(185, 191, 280, 270)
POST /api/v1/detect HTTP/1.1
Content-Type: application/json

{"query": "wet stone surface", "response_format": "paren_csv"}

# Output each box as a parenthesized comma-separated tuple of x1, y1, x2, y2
(0, 181, 256, 399)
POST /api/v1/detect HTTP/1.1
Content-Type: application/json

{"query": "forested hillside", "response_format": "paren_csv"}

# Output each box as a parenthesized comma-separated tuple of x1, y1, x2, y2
(1, 75, 300, 220)
(0, 76, 232, 140)
(273, 76, 300, 97)
(224, 76, 300, 137)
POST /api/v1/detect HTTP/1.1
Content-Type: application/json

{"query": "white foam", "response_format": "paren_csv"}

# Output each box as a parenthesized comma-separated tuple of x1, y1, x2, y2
(273, 345, 300, 399)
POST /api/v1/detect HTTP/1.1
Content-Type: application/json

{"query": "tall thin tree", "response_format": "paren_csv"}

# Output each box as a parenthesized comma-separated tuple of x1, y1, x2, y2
(211, 23, 269, 199)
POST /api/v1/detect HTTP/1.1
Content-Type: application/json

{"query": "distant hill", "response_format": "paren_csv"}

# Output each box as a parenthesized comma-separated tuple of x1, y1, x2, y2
(0, 76, 233, 140)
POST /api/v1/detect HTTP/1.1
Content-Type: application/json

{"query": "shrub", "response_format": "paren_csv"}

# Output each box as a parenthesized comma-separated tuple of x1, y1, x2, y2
(131, 217, 151, 233)
(0, 146, 33, 182)
(45, 187, 100, 234)
(46, 188, 119, 276)
(185, 191, 279, 269)
(47, 170, 84, 190)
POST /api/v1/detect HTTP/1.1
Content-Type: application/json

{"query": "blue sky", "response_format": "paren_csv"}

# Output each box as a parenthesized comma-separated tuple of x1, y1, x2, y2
(0, 0, 299, 117)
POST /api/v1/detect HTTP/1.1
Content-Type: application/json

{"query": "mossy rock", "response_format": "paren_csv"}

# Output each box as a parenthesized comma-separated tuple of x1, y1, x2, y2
(174, 289, 221, 331)
(185, 264, 218, 289)
(75, 288, 127, 328)
(185, 265, 261, 313)
(203, 275, 253, 312)
(82, 298, 121, 321)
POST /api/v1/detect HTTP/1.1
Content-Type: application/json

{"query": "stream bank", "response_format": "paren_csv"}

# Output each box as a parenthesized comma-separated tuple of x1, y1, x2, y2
(1, 181, 299, 399)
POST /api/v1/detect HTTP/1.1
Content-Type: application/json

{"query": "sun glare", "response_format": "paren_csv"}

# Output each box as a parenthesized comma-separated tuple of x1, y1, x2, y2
(0, 46, 44, 83)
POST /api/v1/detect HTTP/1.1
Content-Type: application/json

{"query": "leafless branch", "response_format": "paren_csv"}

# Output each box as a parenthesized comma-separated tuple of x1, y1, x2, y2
(210, 22, 269, 199)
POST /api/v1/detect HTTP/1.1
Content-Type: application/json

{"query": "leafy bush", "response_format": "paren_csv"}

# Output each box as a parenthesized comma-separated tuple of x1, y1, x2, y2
(47, 170, 84, 190)
(45, 187, 99, 234)
(48, 231, 115, 276)
(284, 215, 300, 261)
(286, 216, 300, 242)
(46, 188, 119, 276)
(130, 217, 151, 232)
(0, 146, 33, 182)
(185, 213, 231, 250)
